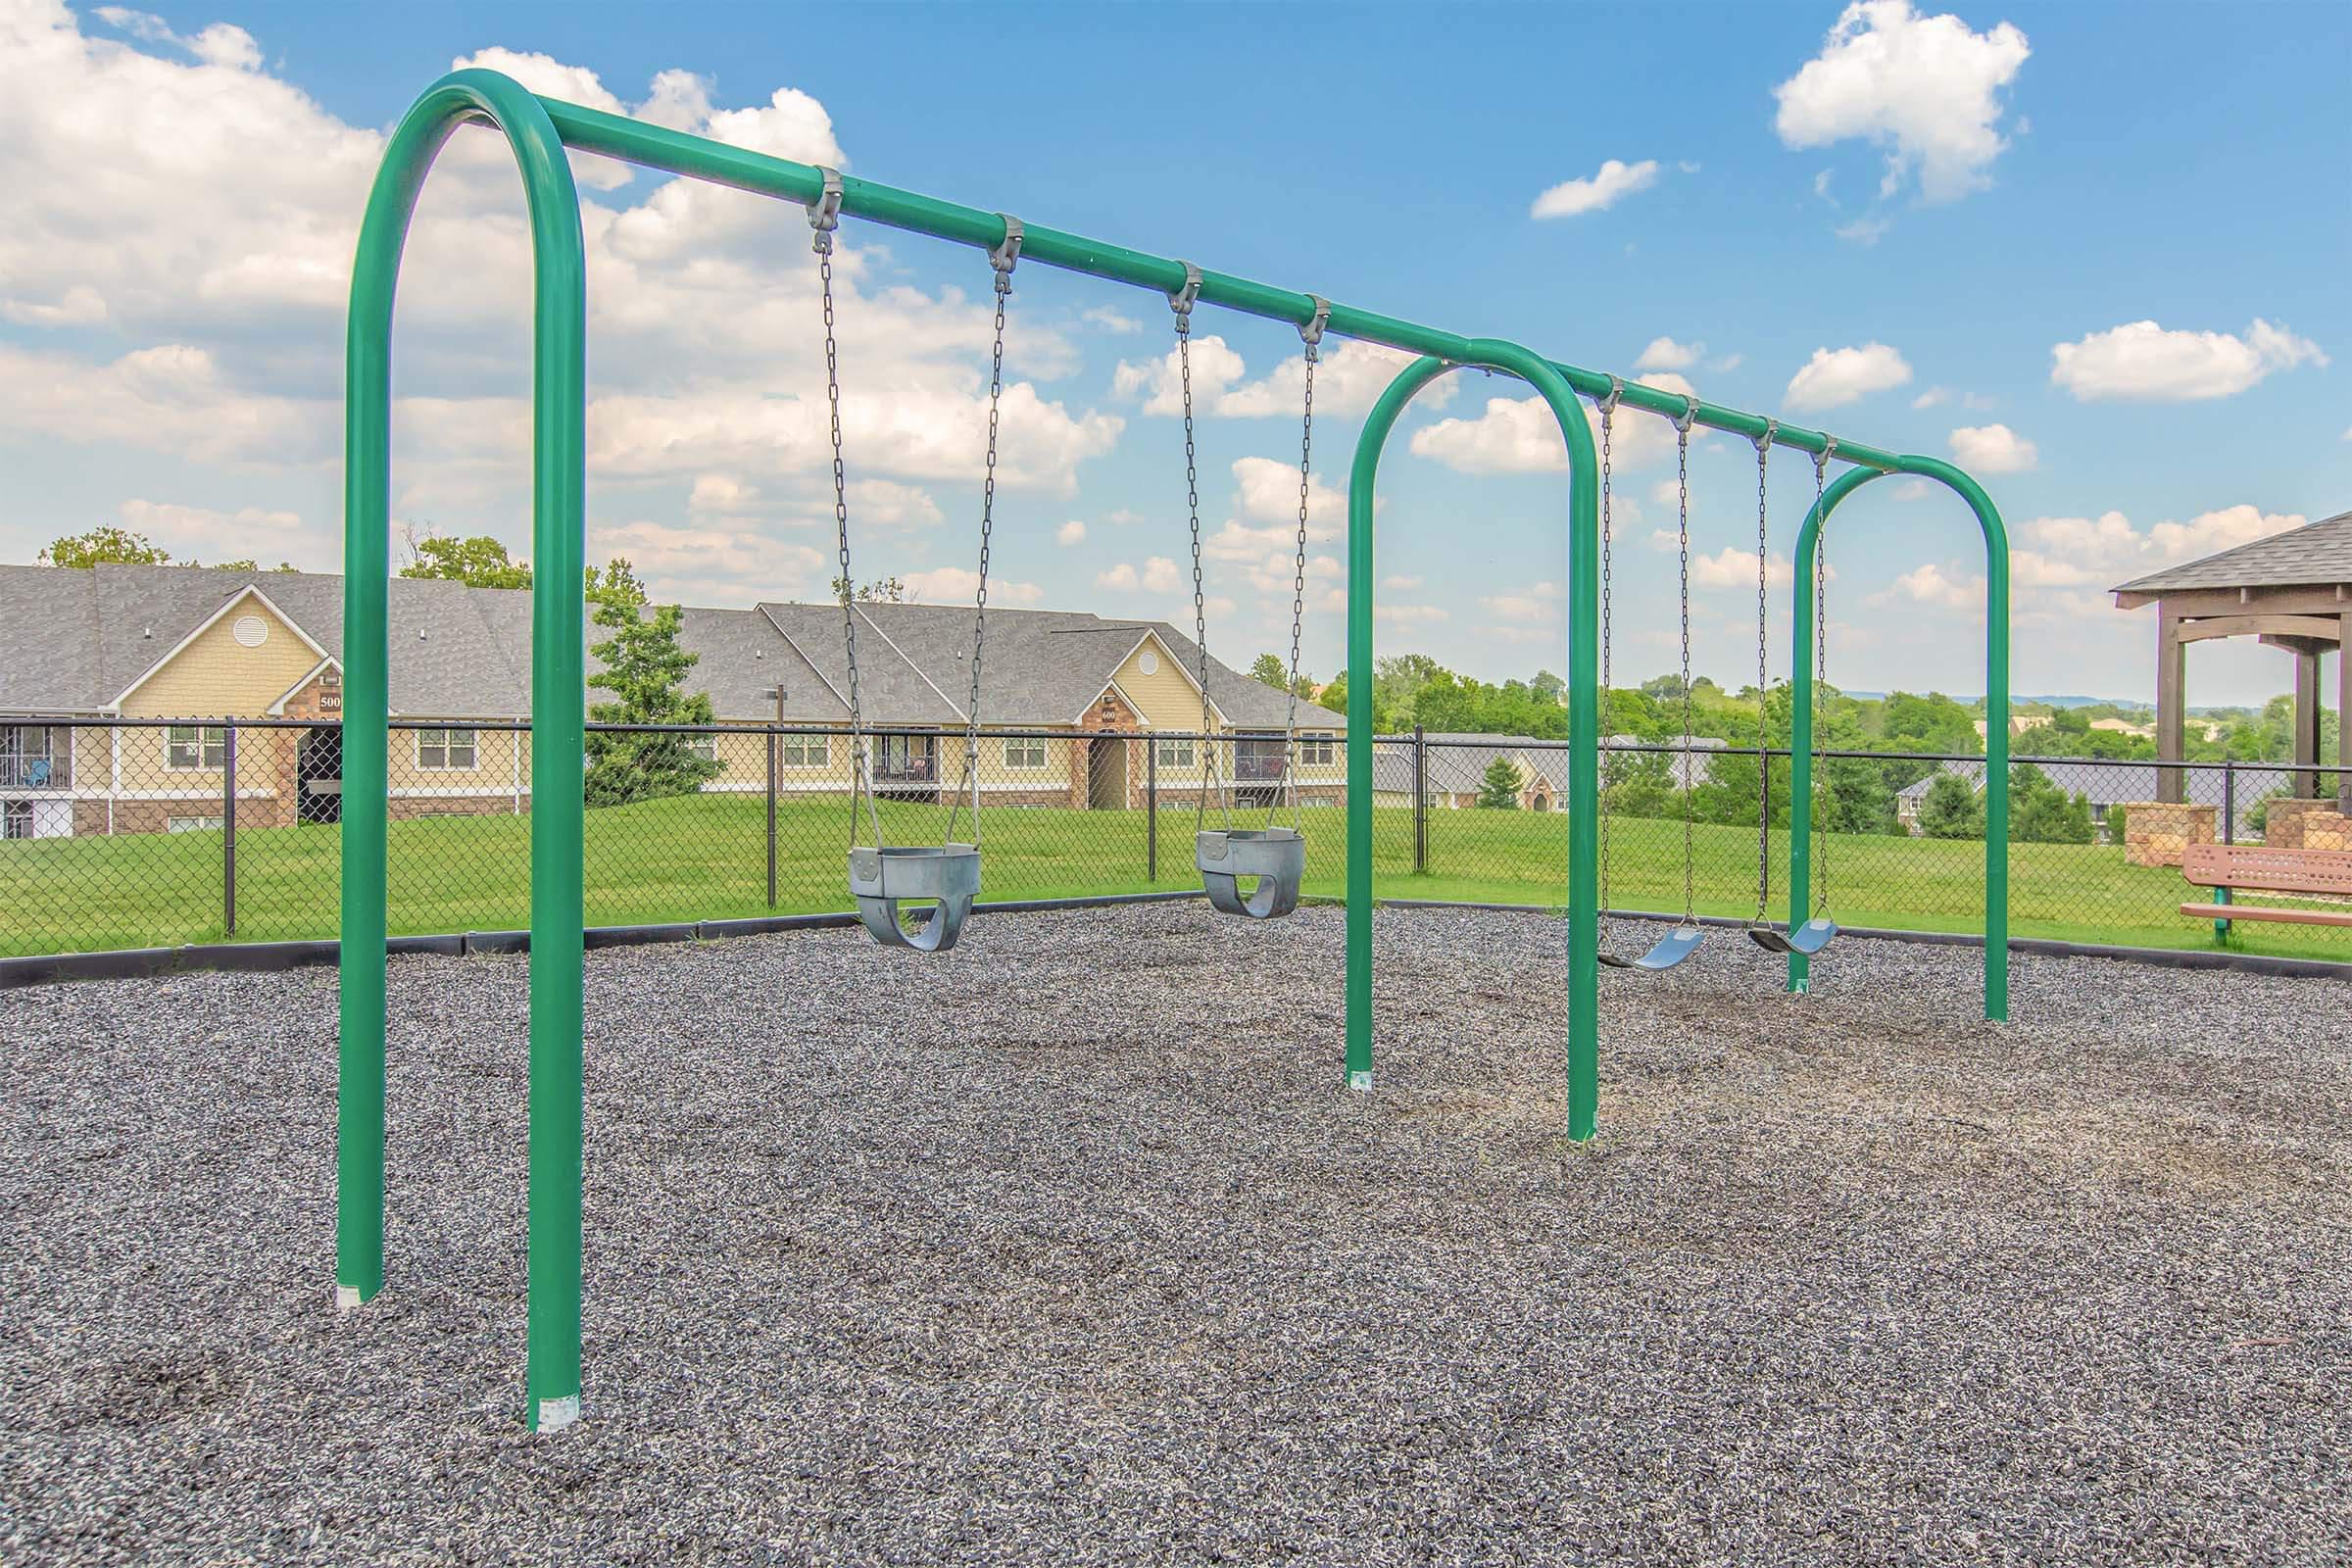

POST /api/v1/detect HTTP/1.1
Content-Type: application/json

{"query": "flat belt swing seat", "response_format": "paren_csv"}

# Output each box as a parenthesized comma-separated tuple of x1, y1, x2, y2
(1746, 917, 1839, 956)
(2180, 842, 2352, 927)
(850, 844, 981, 952)
(1197, 828, 1305, 919)
(1598, 923, 1705, 970)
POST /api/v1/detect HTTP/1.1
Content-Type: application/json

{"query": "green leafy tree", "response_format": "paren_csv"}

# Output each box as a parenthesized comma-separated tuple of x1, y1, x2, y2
(1249, 653, 1288, 689)
(39, 527, 175, 567)
(583, 562, 722, 807)
(2007, 763, 2094, 844)
(1477, 756, 1524, 809)
(1917, 771, 1984, 839)
(831, 574, 907, 603)
(402, 534, 532, 589)
(214, 559, 299, 572)
(1530, 669, 1567, 706)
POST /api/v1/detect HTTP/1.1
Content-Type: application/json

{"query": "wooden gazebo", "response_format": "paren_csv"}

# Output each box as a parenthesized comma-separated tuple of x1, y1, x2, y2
(2113, 509, 2351, 808)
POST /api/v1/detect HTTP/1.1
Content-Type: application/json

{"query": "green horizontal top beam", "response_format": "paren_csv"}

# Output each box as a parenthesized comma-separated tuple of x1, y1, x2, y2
(537, 97, 1901, 474)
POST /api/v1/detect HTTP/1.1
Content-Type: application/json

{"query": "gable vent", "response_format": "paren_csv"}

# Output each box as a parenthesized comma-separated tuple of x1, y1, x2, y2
(232, 614, 269, 649)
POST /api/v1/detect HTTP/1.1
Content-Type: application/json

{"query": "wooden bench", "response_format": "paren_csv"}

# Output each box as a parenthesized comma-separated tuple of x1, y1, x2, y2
(2180, 842, 2352, 927)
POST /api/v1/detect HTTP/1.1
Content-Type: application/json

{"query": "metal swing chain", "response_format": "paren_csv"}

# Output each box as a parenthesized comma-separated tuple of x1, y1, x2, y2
(1812, 435, 1836, 917)
(1170, 267, 1226, 835)
(1596, 379, 1621, 945)
(1752, 418, 1777, 922)
(1278, 297, 1328, 829)
(947, 216, 1021, 851)
(1675, 395, 1697, 926)
(808, 170, 884, 854)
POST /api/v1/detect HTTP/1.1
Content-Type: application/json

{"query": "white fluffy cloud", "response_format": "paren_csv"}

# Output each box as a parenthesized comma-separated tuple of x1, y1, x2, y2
(1374, 604, 1449, 626)
(1531, 159, 1660, 219)
(0, 4, 1118, 596)
(1112, 336, 1452, 420)
(1634, 336, 1703, 372)
(1784, 343, 1912, 411)
(1480, 582, 1563, 623)
(588, 519, 828, 607)
(1773, 1, 2031, 204)
(901, 564, 1043, 606)
(1946, 423, 2037, 473)
(1055, 519, 1086, 546)
(117, 498, 318, 567)
(1894, 504, 2307, 619)
(1690, 548, 1812, 591)
(2048, 319, 2328, 402)
(1408, 374, 1692, 476)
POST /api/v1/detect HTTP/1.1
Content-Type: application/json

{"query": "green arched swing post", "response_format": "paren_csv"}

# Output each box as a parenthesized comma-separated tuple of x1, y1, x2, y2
(1786, 462, 2012, 1017)
(336, 68, 2007, 1431)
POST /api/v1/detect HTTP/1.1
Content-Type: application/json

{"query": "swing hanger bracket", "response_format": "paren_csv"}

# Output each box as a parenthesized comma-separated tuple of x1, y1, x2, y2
(1597, 374, 1624, 416)
(989, 215, 1024, 293)
(1298, 295, 1330, 352)
(1168, 262, 1201, 320)
(1673, 393, 1698, 434)
(1752, 416, 1779, 459)
(806, 167, 844, 254)
(1814, 433, 1838, 479)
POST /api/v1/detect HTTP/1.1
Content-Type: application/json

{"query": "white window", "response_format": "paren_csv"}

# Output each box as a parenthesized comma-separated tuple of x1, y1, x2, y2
(1298, 733, 1336, 766)
(686, 733, 718, 762)
(167, 814, 224, 834)
(168, 724, 225, 770)
(416, 727, 478, 770)
(2, 801, 29, 839)
(779, 734, 829, 767)
(1003, 736, 1047, 769)
(1155, 737, 1196, 768)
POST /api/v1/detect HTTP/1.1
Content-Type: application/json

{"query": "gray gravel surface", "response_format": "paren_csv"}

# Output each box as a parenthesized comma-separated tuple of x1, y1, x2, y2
(2, 903, 2347, 1566)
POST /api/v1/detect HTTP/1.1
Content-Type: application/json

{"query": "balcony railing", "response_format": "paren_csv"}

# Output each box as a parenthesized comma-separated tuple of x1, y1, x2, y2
(0, 756, 64, 790)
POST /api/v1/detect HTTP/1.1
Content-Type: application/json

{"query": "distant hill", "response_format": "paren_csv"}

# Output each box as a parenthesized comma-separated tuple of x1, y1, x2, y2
(1841, 691, 2134, 710)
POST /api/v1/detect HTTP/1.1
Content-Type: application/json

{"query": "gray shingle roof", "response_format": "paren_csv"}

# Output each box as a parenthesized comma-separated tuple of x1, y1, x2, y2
(2112, 510, 2352, 595)
(0, 564, 1283, 730)
(1896, 757, 2300, 833)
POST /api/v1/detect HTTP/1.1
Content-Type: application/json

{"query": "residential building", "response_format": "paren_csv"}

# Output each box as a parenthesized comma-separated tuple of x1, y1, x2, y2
(0, 564, 1327, 837)
(1894, 759, 2296, 842)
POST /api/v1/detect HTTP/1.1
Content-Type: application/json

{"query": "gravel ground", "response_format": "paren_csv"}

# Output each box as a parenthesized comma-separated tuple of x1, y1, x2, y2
(2, 902, 2348, 1567)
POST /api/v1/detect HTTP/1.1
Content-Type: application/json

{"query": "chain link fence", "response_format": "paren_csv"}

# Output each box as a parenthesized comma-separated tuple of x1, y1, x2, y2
(2, 718, 2345, 962)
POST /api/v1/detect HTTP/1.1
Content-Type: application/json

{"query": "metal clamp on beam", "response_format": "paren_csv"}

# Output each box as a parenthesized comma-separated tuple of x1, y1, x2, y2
(1169, 261, 1201, 320)
(990, 215, 1024, 294)
(1815, 433, 1838, 480)
(806, 167, 843, 254)
(1299, 295, 1330, 350)
(1598, 373, 1624, 416)
(1753, 416, 1779, 459)
(1674, 393, 1699, 434)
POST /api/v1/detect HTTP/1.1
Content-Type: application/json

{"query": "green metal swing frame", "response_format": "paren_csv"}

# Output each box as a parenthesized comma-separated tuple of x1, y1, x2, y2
(336, 70, 2013, 1431)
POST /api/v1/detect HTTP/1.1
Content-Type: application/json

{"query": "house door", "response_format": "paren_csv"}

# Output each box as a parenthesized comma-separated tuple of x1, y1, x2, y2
(298, 726, 343, 824)
(1087, 737, 1127, 808)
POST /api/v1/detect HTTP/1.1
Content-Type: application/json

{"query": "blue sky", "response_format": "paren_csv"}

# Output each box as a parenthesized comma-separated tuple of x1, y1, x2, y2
(2, 0, 2345, 706)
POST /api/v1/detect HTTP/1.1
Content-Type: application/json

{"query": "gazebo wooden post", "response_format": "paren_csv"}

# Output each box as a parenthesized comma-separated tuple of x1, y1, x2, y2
(2292, 642, 2323, 798)
(2155, 601, 2186, 805)
(2341, 608, 2351, 812)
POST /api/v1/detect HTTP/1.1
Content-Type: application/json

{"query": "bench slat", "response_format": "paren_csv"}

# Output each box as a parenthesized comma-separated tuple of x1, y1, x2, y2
(2181, 842, 2352, 897)
(2180, 901, 2352, 928)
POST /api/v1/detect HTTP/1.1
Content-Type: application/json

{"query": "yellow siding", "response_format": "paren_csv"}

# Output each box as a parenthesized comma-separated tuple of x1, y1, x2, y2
(1112, 635, 1216, 731)
(119, 594, 321, 718)
(394, 725, 526, 796)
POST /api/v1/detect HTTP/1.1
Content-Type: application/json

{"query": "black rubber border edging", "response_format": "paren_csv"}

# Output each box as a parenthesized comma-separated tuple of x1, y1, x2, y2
(6, 886, 2342, 988)
(0, 890, 1205, 989)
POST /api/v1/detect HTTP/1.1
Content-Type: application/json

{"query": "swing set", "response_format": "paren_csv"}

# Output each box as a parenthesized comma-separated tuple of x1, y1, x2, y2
(334, 70, 2014, 1431)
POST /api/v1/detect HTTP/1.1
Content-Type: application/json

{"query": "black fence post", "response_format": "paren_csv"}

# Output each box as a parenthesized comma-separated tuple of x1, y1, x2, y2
(1146, 736, 1158, 883)
(765, 726, 779, 909)
(1412, 725, 1428, 874)
(221, 721, 237, 938)
(2223, 760, 2235, 846)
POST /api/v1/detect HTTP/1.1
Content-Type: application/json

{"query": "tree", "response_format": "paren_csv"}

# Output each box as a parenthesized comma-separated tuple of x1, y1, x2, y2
(215, 559, 298, 573)
(1249, 653, 1288, 689)
(583, 563, 722, 807)
(832, 574, 907, 603)
(1917, 772, 1984, 839)
(2007, 762, 2094, 844)
(1477, 756, 1524, 809)
(1530, 669, 1567, 706)
(39, 527, 174, 567)
(401, 534, 532, 589)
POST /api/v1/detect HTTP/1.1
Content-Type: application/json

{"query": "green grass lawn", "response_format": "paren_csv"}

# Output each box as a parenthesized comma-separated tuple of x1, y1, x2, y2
(2, 792, 2344, 962)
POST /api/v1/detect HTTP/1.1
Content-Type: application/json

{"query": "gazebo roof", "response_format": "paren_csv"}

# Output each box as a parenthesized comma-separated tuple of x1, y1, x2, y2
(2112, 509, 2352, 596)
